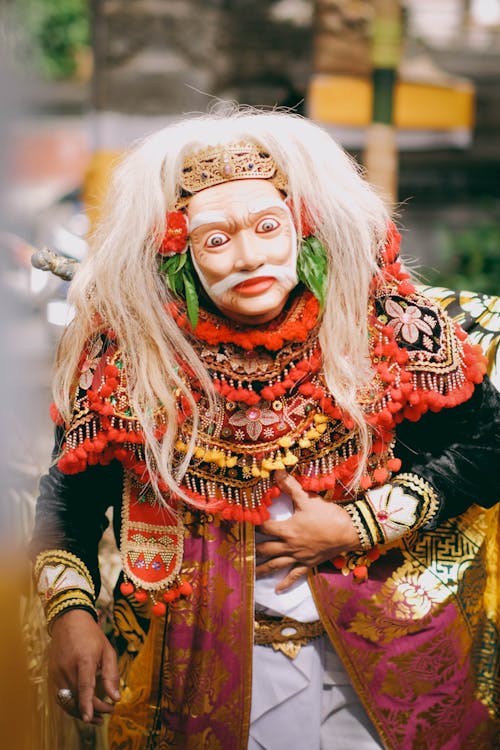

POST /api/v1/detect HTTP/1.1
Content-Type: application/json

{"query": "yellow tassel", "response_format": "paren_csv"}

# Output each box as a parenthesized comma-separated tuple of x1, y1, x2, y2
(175, 440, 187, 452)
(194, 447, 206, 459)
(260, 469, 271, 479)
(273, 457, 285, 470)
(299, 438, 311, 448)
(314, 413, 328, 424)
(261, 459, 274, 471)
(315, 423, 327, 435)
(306, 428, 320, 440)
(226, 456, 238, 468)
(252, 466, 261, 477)
(278, 436, 294, 449)
(283, 452, 298, 466)
(204, 450, 222, 463)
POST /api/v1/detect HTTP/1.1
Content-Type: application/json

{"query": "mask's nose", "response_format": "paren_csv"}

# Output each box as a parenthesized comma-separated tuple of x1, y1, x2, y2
(233, 230, 266, 272)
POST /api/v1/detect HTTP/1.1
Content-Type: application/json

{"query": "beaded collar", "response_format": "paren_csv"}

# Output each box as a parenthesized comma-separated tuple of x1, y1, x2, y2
(167, 287, 320, 352)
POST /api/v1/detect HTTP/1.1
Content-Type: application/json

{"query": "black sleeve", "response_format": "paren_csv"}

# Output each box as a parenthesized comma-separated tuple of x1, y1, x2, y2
(394, 375, 500, 529)
(29, 428, 124, 597)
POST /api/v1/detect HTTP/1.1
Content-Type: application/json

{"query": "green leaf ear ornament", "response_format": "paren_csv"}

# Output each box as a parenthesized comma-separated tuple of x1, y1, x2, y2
(159, 251, 200, 329)
(297, 236, 328, 309)
(158, 210, 200, 329)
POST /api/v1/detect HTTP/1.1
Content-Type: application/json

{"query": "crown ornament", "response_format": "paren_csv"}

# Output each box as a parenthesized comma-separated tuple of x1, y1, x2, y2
(176, 141, 288, 206)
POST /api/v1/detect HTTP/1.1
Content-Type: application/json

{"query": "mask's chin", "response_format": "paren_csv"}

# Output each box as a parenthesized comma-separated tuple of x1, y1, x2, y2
(209, 284, 297, 326)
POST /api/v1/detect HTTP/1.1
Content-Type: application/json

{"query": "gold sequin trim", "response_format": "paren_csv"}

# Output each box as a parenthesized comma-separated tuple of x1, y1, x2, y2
(46, 590, 97, 631)
(342, 501, 376, 551)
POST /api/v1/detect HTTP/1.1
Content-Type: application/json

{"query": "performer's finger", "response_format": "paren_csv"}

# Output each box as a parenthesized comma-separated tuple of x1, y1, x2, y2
(93, 696, 115, 715)
(257, 519, 286, 538)
(255, 555, 296, 578)
(255, 540, 290, 558)
(275, 565, 309, 593)
(273, 470, 309, 507)
(77, 659, 97, 723)
(100, 646, 121, 703)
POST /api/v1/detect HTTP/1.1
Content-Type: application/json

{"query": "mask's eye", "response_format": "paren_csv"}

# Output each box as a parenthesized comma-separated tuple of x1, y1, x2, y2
(206, 232, 229, 248)
(256, 217, 280, 234)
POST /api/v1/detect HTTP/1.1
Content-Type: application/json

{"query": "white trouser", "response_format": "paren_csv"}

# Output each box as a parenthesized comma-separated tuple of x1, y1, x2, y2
(249, 635, 383, 750)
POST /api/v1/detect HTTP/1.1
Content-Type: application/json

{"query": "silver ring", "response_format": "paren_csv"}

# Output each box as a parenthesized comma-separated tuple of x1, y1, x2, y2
(57, 688, 74, 706)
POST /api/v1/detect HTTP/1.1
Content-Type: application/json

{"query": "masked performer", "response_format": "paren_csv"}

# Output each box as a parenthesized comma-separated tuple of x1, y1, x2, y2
(31, 111, 500, 750)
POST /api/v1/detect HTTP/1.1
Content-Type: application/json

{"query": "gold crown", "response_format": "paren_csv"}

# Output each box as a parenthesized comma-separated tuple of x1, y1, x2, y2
(177, 142, 288, 206)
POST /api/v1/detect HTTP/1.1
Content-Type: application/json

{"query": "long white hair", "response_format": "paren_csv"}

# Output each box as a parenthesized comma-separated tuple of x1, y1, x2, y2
(54, 108, 390, 503)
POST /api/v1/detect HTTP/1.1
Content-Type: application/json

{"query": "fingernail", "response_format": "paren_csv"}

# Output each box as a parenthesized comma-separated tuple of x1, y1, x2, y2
(82, 714, 89, 723)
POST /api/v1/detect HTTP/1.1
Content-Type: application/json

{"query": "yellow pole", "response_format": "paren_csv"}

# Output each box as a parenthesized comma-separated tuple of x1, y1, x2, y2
(363, 0, 402, 207)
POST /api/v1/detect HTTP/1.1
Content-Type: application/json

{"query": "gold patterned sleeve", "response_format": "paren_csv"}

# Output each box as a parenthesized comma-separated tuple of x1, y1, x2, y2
(344, 474, 440, 548)
(34, 549, 98, 631)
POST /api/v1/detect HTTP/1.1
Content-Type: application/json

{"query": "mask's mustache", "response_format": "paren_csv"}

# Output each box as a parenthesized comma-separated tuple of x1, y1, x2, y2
(209, 264, 298, 298)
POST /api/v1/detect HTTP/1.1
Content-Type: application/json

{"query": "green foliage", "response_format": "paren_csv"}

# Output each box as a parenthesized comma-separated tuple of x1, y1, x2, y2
(422, 220, 500, 297)
(297, 236, 328, 308)
(20, 0, 90, 79)
(160, 252, 200, 330)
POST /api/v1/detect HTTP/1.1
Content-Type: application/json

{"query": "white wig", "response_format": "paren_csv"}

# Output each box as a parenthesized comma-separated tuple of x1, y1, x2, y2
(54, 108, 390, 501)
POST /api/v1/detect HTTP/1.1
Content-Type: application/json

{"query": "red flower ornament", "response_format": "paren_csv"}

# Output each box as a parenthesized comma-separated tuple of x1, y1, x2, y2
(159, 211, 189, 256)
(286, 197, 316, 238)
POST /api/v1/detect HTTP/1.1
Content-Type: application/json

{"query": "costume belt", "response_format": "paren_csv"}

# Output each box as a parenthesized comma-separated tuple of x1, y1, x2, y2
(254, 612, 325, 660)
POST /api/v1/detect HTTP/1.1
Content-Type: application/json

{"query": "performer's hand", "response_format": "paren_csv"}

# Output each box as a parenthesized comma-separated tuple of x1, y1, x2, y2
(49, 609, 121, 724)
(255, 470, 360, 593)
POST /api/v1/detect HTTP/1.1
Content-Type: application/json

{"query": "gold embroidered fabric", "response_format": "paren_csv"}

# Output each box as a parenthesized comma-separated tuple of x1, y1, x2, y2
(311, 503, 500, 747)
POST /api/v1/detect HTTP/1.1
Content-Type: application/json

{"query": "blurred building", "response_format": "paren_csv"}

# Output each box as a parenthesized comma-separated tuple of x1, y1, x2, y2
(83, 1, 500, 204)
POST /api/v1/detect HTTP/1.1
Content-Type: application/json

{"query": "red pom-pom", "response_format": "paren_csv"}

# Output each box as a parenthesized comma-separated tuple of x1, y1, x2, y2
(332, 556, 346, 569)
(152, 601, 167, 616)
(353, 565, 368, 581)
(382, 222, 401, 264)
(49, 402, 64, 426)
(260, 386, 275, 401)
(387, 400, 401, 414)
(179, 580, 193, 596)
(397, 281, 415, 296)
(360, 475, 373, 490)
(162, 589, 178, 603)
(387, 457, 402, 472)
(373, 467, 389, 485)
(134, 589, 148, 603)
(120, 581, 134, 596)
(298, 382, 315, 397)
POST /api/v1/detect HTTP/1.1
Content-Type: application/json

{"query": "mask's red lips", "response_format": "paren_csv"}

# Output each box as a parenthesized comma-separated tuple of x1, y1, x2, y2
(232, 277, 276, 295)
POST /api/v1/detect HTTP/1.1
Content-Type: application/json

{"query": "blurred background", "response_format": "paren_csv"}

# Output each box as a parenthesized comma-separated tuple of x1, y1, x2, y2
(0, 1, 499, 746)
